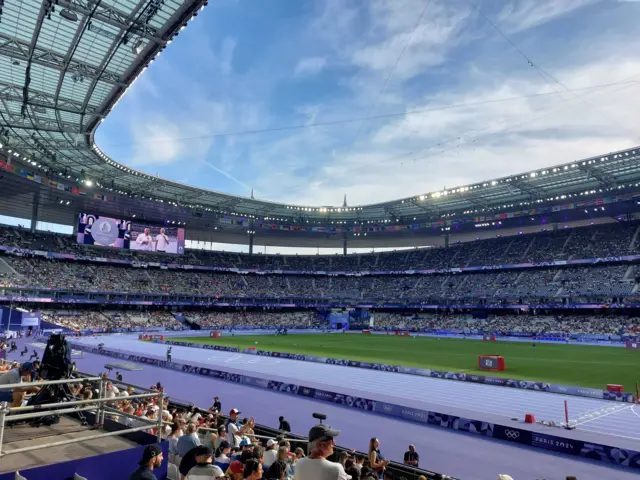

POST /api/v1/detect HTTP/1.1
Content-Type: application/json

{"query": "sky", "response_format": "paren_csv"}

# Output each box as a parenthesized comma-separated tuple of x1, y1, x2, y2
(95, 0, 640, 211)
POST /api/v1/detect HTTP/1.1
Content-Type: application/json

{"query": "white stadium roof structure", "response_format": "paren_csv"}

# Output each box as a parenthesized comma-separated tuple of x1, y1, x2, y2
(1, 1, 640, 248)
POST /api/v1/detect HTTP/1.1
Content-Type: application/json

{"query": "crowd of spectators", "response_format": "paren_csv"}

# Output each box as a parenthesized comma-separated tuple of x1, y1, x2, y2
(2, 253, 637, 301)
(184, 311, 317, 329)
(31, 307, 640, 337)
(41, 310, 184, 332)
(371, 313, 640, 337)
(2, 221, 640, 273)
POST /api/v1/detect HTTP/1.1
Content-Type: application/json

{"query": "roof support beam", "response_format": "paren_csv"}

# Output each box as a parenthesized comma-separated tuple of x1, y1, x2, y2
(578, 164, 617, 189)
(508, 179, 547, 200)
(409, 198, 439, 216)
(0, 34, 124, 86)
(56, 0, 162, 43)
(0, 80, 100, 117)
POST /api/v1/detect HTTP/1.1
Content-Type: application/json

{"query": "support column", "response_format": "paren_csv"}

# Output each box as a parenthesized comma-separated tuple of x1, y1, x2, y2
(249, 232, 254, 255)
(444, 233, 450, 248)
(30, 191, 40, 233)
(343, 236, 347, 256)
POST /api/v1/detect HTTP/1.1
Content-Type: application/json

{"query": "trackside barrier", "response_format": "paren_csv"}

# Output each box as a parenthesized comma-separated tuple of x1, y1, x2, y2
(74, 343, 640, 471)
(159, 340, 635, 402)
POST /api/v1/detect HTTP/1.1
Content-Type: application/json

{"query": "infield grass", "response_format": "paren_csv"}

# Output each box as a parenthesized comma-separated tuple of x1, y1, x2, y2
(176, 334, 640, 391)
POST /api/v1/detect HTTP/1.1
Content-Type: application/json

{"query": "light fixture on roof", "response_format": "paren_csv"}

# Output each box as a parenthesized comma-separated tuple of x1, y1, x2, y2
(132, 40, 144, 56)
(59, 9, 78, 22)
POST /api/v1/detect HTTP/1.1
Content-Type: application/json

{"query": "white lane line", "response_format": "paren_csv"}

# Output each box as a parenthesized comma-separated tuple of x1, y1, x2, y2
(570, 405, 632, 428)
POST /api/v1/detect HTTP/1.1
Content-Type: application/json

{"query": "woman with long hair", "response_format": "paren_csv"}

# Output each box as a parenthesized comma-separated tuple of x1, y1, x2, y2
(368, 438, 389, 479)
(215, 440, 232, 469)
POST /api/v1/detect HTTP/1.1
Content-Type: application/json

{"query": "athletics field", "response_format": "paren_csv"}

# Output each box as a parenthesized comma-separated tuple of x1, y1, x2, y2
(177, 334, 639, 391)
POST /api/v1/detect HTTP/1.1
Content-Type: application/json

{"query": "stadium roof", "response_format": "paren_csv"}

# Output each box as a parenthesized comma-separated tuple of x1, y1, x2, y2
(1, 1, 640, 241)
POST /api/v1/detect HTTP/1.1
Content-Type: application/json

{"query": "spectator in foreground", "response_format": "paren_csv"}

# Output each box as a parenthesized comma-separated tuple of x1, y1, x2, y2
(265, 459, 288, 480)
(263, 439, 278, 468)
(128, 444, 163, 480)
(177, 423, 202, 457)
(0, 362, 40, 407)
(185, 445, 225, 480)
(368, 438, 389, 479)
(227, 460, 244, 480)
(403, 444, 419, 468)
(243, 459, 263, 480)
(295, 424, 348, 480)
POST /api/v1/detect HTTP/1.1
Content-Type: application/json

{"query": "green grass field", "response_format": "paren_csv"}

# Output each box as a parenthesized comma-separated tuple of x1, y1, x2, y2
(177, 334, 640, 390)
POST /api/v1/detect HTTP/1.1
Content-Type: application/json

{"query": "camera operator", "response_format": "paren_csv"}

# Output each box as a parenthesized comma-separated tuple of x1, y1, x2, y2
(0, 362, 41, 407)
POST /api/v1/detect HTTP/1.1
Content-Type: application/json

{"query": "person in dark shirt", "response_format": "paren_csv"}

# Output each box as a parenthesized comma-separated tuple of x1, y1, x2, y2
(129, 444, 163, 480)
(211, 396, 222, 413)
(278, 416, 290, 432)
(403, 445, 419, 468)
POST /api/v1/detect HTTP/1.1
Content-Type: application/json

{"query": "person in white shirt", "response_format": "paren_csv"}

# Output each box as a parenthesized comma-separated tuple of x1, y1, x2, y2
(154, 228, 170, 253)
(135, 227, 152, 251)
(263, 439, 278, 468)
(226, 409, 254, 448)
(295, 424, 348, 480)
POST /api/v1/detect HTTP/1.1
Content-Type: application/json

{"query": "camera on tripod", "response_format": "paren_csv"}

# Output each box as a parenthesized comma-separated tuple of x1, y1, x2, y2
(27, 334, 87, 426)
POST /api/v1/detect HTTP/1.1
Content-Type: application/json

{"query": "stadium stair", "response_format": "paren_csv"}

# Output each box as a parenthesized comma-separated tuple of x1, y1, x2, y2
(630, 225, 640, 250)
(0, 258, 19, 277)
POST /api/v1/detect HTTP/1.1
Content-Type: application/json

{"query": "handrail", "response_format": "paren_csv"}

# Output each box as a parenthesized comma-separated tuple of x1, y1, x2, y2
(0, 371, 165, 456)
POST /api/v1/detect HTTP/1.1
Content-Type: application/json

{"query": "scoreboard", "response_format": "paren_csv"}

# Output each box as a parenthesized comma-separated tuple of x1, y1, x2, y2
(478, 355, 505, 371)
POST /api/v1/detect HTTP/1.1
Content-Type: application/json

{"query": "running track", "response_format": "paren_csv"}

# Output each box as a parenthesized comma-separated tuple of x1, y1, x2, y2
(74, 335, 640, 444)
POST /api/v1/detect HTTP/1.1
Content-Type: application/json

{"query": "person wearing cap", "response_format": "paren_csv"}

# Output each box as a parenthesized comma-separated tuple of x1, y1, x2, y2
(263, 439, 278, 468)
(185, 445, 226, 480)
(403, 445, 419, 468)
(227, 460, 244, 480)
(497, 476, 514, 480)
(129, 444, 163, 480)
(295, 424, 348, 480)
(0, 362, 40, 407)
(226, 409, 254, 448)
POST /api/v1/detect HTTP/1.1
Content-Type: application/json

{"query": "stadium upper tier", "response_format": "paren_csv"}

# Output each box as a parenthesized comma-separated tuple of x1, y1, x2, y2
(2, 222, 640, 302)
(2, 2, 640, 244)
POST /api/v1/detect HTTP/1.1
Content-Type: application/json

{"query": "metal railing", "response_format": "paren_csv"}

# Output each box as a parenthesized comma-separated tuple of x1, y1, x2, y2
(0, 373, 164, 457)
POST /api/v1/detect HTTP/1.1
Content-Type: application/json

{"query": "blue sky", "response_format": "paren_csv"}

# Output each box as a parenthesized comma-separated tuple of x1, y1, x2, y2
(95, 0, 640, 208)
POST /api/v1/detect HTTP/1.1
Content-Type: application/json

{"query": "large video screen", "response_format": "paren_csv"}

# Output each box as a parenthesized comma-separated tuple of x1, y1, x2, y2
(77, 213, 185, 254)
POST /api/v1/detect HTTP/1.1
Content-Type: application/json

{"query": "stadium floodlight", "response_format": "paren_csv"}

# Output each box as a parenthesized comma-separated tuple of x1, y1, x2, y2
(85, 179, 93, 187)
(59, 9, 78, 22)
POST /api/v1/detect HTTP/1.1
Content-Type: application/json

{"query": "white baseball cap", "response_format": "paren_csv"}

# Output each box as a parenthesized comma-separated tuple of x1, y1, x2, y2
(266, 439, 277, 447)
(497, 475, 514, 480)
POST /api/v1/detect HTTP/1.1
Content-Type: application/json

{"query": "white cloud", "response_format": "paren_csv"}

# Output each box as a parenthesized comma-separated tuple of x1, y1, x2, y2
(496, 0, 598, 33)
(294, 57, 327, 76)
